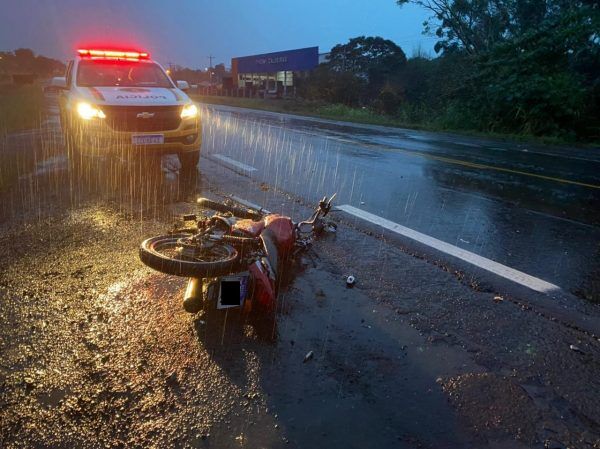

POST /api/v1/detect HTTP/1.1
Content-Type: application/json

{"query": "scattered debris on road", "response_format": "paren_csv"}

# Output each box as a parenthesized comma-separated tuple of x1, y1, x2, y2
(346, 275, 356, 287)
(303, 351, 314, 363)
(569, 344, 584, 354)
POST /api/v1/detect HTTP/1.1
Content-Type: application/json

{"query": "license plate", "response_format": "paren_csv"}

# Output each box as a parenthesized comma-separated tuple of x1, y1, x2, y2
(132, 134, 164, 145)
(217, 274, 249, 309)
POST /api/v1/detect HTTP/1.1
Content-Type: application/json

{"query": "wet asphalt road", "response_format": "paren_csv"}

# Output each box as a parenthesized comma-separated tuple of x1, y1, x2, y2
(1, 93, 600, 448)
(200, 104, 600, 300)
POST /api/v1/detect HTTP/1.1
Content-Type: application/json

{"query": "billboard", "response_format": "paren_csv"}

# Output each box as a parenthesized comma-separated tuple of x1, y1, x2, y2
(234, 47, 319, 73)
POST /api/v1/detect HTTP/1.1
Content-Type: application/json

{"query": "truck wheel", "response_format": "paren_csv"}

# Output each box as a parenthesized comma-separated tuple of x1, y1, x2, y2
(179, 151, 200, 174)
(178, 151, 200, 194)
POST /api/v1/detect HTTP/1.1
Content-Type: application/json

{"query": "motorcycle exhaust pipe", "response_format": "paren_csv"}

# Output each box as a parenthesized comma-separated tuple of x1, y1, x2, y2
(183, 277, 203, 314)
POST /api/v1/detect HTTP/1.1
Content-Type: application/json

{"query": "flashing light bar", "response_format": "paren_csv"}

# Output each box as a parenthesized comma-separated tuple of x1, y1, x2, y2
(77, 48, 150, 60)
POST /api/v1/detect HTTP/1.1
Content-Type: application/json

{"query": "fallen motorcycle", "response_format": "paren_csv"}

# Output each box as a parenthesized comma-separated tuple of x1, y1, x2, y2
(139, 195, 336, 314)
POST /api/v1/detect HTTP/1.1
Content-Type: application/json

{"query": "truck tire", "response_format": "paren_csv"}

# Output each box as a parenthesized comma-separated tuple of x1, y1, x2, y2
(179, 150, 200, 174)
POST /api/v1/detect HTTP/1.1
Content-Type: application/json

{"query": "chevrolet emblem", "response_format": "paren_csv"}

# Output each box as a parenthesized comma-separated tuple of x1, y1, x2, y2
(136, 112, 155, 119)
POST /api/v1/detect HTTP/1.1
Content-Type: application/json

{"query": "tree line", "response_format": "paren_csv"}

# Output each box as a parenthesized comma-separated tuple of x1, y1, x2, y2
(0, 48, 65, 83)
(297, 0, 599, 141)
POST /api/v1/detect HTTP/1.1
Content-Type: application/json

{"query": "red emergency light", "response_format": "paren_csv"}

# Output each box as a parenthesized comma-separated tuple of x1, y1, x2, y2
(77, 48, 150, 61)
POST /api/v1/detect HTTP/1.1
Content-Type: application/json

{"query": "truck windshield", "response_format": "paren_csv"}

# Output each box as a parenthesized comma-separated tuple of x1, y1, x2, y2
(76, 60, 173, 88)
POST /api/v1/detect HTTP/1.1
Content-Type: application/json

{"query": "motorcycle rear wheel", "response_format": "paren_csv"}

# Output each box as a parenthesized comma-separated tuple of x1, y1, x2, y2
(140, 233, 239, 277)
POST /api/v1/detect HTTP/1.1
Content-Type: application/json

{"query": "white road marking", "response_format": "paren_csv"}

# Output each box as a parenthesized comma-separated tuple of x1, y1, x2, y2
(337, 204, 561, 294)
(210, 154, 257, 172)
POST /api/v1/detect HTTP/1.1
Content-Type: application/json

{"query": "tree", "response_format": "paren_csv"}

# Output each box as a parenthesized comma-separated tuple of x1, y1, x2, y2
(396, 0, 599, 56)
(396, 0, 513, 54)
(395, 0, 600, 138)
(471, 7, 600, 135)
(0, 48, 65, 78)
(317, 36, 408, 104)
(328, 36, 406, 82)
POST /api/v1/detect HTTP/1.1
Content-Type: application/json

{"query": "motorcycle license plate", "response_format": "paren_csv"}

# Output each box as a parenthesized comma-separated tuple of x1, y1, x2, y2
(131, 134, 164, 145)
(217, 274, 249, 309)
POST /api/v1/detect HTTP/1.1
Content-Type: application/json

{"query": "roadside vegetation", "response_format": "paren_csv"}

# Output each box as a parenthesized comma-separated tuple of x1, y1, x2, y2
(301, 0, 599, 143)
(192, 95, 587, 146)
(0, 48, 63, 134)
(0, 84, 46, 191)
(196, 0, 599, 144)
(0, 49, 63, 191)
(0, 83, 45, 134)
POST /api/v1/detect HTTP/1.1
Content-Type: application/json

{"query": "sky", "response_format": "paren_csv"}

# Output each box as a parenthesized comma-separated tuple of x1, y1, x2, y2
(0, 0, 435, 68)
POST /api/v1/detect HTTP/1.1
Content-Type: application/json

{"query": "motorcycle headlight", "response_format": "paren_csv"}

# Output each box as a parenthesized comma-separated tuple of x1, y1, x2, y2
(180, 103, 198, 119)
(77, 102, 106, 120)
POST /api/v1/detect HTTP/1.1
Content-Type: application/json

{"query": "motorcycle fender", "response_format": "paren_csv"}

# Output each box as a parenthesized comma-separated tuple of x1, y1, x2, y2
(233, 219, 265, 238)
(263, 215, 295, 257)
(249, 260, 276, 309)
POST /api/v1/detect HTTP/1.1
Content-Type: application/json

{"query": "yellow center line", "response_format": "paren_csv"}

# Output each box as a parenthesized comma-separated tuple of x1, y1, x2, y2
(391, 148, 600, 190)
(285, 125, 598, 189)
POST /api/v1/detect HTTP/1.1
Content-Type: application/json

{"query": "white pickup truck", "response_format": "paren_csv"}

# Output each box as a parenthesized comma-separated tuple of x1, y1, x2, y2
(52, 48, 201, 174)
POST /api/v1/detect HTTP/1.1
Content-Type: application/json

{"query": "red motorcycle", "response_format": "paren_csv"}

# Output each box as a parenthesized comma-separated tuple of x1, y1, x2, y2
(139, 195, 336, 314)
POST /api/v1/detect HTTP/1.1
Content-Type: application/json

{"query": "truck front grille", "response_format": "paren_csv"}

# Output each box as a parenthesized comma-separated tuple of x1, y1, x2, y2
(102, 105, 182, 132)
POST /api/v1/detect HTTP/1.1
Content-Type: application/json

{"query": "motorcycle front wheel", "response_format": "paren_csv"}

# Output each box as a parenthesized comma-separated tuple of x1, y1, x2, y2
(139, 233, 239, 277)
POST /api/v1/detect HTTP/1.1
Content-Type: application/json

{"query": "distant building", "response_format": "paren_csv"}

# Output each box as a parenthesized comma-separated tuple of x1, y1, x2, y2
(231, 47, 319, 96)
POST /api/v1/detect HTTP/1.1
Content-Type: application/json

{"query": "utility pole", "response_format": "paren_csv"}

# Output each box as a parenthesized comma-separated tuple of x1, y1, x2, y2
(166, 62, 175, 75)
(207, 55, 216, 87)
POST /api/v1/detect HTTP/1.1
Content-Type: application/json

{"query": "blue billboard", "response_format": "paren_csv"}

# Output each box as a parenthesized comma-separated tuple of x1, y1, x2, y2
(234, 47, 319, 73)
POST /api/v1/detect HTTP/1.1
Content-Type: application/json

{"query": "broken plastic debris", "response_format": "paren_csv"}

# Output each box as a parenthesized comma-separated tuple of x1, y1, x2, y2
(346, 275, 356, 287)
(569, 344, 584, 354)
(303, 351, 314, 363)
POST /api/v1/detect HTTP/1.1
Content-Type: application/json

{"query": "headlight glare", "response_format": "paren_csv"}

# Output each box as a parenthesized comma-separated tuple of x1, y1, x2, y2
(181, 103, 198, 119)
(77, 102, 106, 120)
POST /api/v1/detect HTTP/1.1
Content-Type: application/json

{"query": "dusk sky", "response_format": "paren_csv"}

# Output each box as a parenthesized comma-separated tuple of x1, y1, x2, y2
(0, 0, 435, 68)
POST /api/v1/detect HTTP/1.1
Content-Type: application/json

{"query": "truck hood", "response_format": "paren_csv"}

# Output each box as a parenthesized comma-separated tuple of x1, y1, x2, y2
(78, 86, 188, 106)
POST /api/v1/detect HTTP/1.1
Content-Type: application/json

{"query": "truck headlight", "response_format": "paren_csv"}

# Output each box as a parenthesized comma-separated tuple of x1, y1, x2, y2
(77, 102, 106, 120)
(180, 103, 198, 119)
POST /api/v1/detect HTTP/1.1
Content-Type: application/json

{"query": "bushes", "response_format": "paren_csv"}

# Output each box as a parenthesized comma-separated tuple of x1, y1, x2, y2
(0, 84, 44, 135)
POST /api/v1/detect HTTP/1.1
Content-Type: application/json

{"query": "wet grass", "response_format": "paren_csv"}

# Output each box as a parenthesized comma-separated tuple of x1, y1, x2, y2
(0, 83, 45, 135)
(0, 84, 45, 191)
(192, 95, 600, 148)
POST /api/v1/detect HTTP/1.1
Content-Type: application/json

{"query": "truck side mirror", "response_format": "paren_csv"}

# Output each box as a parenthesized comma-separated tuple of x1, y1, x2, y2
(50, 76, 67, 89)
(176, 80, 190, 91)
(44, 76, 67, 93)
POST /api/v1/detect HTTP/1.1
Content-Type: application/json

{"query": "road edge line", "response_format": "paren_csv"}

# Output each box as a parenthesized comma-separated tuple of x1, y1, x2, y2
(337, 204, 561, 295)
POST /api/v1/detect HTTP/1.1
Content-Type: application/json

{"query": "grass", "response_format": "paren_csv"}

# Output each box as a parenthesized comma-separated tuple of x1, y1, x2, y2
(191, 95, 407, 127)
(0, 83, 45, 191)
(0, 83, 45, 135)
(192, 95, 599, 148)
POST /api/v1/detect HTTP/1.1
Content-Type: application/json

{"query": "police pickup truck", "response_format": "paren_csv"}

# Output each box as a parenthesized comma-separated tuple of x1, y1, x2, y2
(51, 48, 201, 174)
